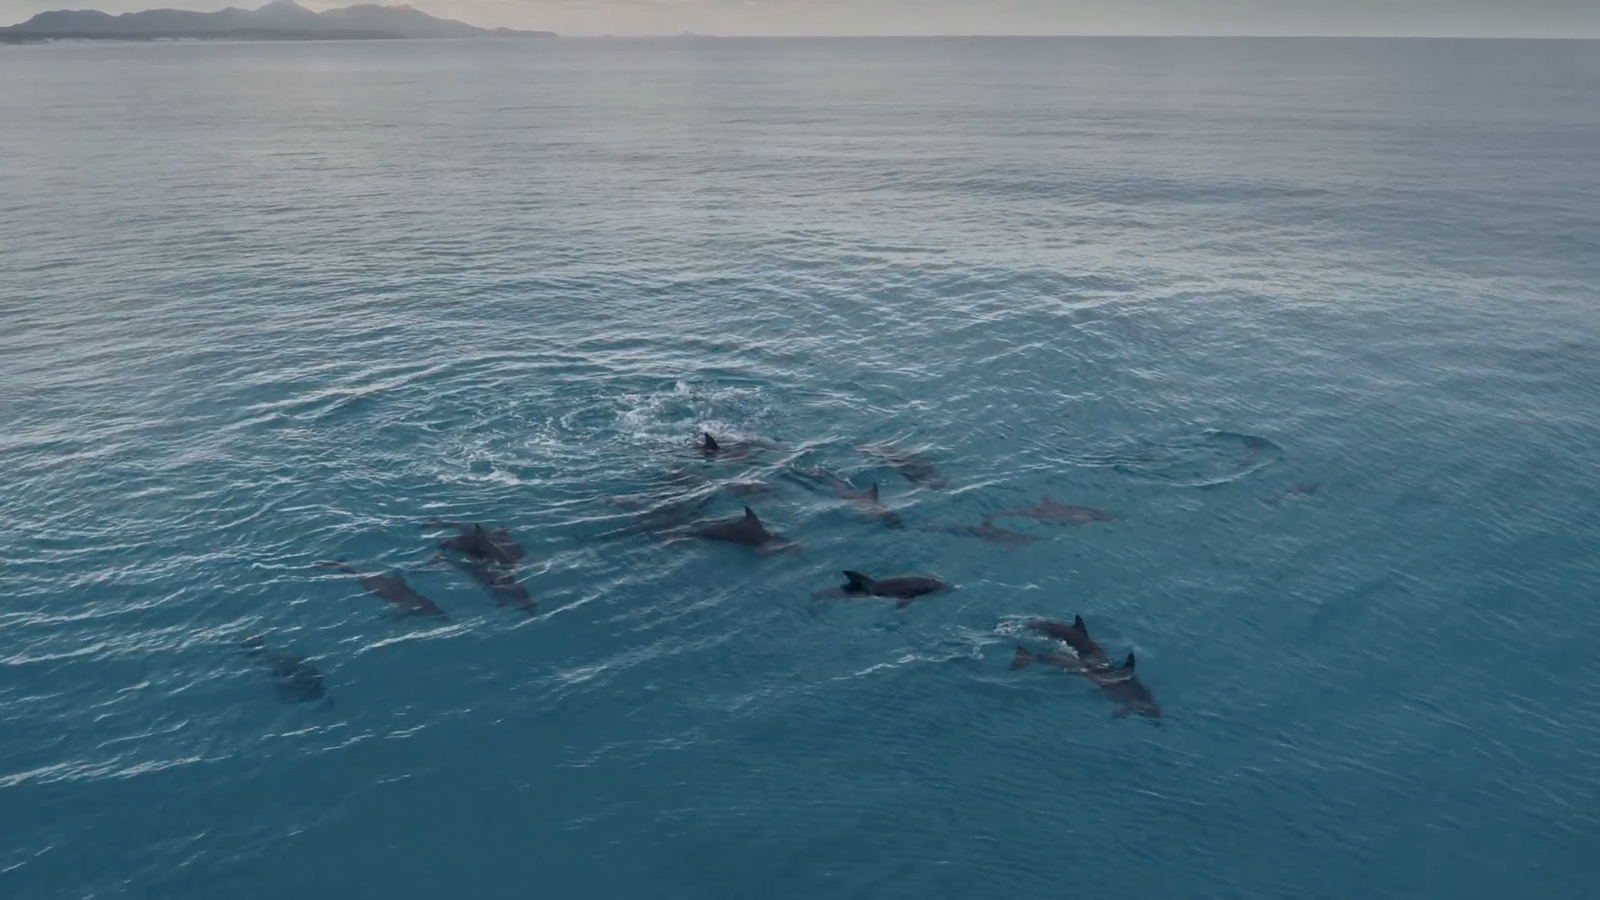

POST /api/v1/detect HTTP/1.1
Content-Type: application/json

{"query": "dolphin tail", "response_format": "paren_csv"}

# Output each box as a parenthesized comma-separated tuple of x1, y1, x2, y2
(1008, 647, 1035, 671)
(842, 571, 876, 593)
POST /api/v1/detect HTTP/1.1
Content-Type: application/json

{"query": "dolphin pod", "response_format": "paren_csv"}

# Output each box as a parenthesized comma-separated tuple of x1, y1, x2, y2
(274, 426, 1221, 722)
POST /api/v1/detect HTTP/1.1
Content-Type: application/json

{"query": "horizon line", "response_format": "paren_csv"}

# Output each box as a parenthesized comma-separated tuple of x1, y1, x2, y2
(555, 33, 1597, 41)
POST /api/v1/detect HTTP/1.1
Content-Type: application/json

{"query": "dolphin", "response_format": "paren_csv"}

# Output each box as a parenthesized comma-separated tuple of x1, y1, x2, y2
(1008, 614, 1161, 720)
(859, 443, 947, 489)
(1266, 482, 1320, 508)
(1089, 656, 1162, 720)
(987, 498, 1117, 526)
(605, 491, 717, 539)
(815, 570, 951, 608)
(923, 520, 1041, 547)
(684, 506, 796, 554)
(696, 432, 757, 461)
(422, 521, 524, 567)
(435, 554, 535, 615)
(1010, 648, 1160, 719)
(316, 560, 448, 619)
(241, 636, 325, 703)
(720, 478, 781, 500)
(786, 465, 902, 528)
(1024, 614, 1107, 666)
(663, 466, 782, 500)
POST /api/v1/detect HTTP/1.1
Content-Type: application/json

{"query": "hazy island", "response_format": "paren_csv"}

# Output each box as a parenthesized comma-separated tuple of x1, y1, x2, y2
(0, 0, 556, 42)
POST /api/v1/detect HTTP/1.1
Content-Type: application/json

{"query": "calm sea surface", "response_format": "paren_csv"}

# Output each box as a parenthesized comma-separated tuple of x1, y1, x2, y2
(2, 36, 1599, 899)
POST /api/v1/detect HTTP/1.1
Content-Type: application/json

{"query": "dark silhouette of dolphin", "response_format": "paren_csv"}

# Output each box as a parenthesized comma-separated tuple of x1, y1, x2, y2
(1266, 482, 1320, 507)
(859, 442, 947, 489)
(605, 491, 716, 538)
(923, 521, 1041, 547)
(1009, 648, 1160, 719)
(685, 506, 796, 554)
(422, 521, 524, 567)
(987, 498, 1117, 526)
(696, 432, 759, 461)
(665, 466, 781, 501)
(815, 570, 951, 608)
(1008, 615, 1160, 719)
(1089, 656, 1162, 720)
(316, 560, 448, 619)
(241, 636, 325, 703)
(786, 465, 902, 528)
(434, 554, 535, 615)
(1024, 615, 1106, 666)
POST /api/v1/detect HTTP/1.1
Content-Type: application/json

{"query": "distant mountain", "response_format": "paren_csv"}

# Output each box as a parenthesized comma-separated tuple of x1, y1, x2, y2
(0, 1, 556, 41)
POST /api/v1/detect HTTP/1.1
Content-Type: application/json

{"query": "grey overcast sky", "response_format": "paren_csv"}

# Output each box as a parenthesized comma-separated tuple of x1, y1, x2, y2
(4, 0, 1599, 37)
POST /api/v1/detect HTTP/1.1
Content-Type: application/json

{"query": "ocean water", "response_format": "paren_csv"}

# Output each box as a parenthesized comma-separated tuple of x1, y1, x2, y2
(3, 35, 1599, 899)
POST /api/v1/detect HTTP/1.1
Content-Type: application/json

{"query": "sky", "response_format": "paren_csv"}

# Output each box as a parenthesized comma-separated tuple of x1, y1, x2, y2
(3, 0, 1599, 38)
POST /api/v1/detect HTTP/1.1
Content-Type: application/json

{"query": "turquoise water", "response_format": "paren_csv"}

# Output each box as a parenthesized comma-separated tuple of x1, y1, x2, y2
(3, 36, 1599, 898)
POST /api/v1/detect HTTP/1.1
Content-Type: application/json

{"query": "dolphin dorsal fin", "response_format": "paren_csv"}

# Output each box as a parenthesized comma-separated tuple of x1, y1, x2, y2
(703, 433, 720, 451)
(842, 571, 876, 591)
(742, 506, 760, 525)
(1074, 614, 1087, 633)
(868, 481, 879, 501)
(1125, 653, 1136, 670)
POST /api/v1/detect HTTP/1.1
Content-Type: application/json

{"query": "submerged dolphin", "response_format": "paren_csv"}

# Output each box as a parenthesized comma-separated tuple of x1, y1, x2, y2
(606, 492, 716, 538)
(685, 506, 796, 554)
(814, 570, 951, 608)
(1266, 482, 1320, 508)
(987, 498, 1117, 526)
(241, 635, 325, 703)
(786, 465, 902, 528)
(316, 560, 448, 619)
(435, 554, 535, 615)
(667, 466, 781, 501)
(422, 521, 524, 567)
(923, 520, 1041, 547)
(859, 443, 947, 489)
